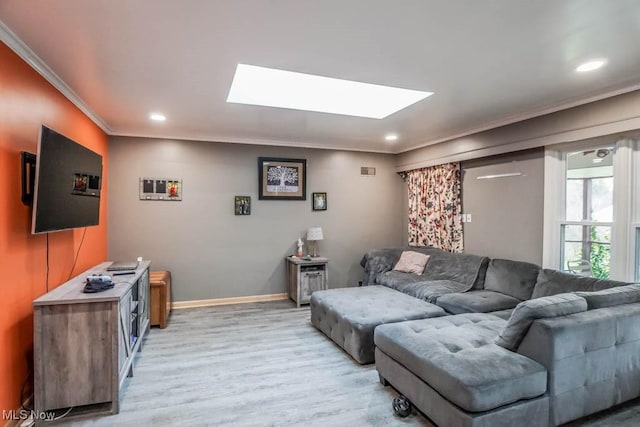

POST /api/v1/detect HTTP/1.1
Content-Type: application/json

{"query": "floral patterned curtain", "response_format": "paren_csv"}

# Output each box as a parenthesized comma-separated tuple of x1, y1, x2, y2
(399, 162, 463, 252)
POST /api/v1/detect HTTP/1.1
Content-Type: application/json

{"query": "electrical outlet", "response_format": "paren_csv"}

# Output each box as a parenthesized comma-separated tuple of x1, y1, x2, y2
(466, 214, 472, 223)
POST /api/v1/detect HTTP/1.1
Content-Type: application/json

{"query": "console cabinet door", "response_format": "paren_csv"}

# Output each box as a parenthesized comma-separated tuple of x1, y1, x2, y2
(139, 269, 150, 327)
(300, 271, 325, 303)
(36, 303, 114, 410)
(118, 290, 133, 380)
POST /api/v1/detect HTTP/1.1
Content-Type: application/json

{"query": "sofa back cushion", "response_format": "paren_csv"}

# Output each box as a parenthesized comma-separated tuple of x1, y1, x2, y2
(575, 284, 640, 309)
(418, 247, 489, 289)
(361, 247, 489, 289)
(495, 293, 587, 351)
(484, 259, 540, 301)
(531, 268, 629, 299)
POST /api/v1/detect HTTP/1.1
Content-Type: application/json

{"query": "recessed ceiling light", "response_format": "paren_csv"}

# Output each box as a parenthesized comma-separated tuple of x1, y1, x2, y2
(227, 64, 433, 119)
(385, 134, 398, 141)
(575, 59, 607, 73)
(149, 112, 166, 122)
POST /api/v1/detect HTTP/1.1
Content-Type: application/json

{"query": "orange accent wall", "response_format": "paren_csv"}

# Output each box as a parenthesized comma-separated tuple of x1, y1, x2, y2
(0, 42, 108, 412)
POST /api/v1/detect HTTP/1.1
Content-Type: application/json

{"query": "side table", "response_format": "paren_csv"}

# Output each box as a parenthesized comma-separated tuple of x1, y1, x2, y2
(285, 256, 329, 307)
(149, 271, 172, 328)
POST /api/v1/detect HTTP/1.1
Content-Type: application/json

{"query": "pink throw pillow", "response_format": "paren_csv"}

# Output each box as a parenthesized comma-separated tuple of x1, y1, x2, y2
(393, 251, 430, 275)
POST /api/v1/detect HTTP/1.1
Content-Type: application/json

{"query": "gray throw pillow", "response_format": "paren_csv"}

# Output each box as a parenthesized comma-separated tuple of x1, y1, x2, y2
(575, 284, 640, 309)
(495, 293, 587, 351)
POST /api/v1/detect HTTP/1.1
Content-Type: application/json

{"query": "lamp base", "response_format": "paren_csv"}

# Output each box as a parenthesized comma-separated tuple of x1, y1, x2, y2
(310, 241, 320, 257)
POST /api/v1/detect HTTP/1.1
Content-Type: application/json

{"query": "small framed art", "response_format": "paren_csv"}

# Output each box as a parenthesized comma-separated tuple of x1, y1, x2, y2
(235, 196, 251, 215)
(312, 192, 327, 211)
(139, 177, 182, 201)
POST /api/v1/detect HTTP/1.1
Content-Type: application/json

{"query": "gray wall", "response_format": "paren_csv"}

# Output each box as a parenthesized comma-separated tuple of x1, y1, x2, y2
(461, 149, 544, 264)
(108, 137, 404, 302)
(397, 89, 640, 171)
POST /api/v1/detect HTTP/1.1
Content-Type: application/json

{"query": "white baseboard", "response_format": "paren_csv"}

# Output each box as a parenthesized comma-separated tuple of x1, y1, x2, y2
(172, 293, 288, 309)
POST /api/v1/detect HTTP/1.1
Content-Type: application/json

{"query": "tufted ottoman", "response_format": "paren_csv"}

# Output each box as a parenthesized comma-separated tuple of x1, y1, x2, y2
(375, 314, 549, 427)
(310, 285, 446, 364)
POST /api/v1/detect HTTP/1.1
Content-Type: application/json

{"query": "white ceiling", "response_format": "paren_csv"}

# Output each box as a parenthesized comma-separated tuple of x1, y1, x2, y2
(1, 0, 640, 153)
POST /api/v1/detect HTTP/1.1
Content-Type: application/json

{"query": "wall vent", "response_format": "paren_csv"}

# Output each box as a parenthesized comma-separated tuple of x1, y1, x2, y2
(360, 167, 376, 176)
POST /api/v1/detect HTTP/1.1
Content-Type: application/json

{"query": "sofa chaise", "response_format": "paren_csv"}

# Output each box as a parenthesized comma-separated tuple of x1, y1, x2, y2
(375, 285, 640, 426)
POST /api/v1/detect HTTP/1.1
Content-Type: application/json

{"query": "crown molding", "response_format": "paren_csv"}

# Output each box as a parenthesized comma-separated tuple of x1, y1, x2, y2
(398, 80, 640, 154)
(0, 19, 111, 134)
(108, 131, 395, 154)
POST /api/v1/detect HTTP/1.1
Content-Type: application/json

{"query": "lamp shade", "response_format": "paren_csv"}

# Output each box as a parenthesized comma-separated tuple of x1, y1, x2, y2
(307, 227, 324, 241)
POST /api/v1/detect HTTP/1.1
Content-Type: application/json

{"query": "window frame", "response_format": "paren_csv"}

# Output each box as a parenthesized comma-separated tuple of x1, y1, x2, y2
(543, 138, 638, 281)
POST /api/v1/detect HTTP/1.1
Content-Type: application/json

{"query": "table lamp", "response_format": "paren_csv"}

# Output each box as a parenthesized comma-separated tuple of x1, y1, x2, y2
(306, 227, 324, 257)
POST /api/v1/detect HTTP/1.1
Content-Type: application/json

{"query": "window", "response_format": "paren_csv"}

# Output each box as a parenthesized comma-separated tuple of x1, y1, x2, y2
(561, 148, 613, 278)
(544, 138, 639, 282)
(636, 227, 640, 282)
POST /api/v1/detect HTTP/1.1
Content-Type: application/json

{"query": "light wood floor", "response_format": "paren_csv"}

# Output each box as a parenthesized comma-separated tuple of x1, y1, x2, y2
(59, 300, 640, 427)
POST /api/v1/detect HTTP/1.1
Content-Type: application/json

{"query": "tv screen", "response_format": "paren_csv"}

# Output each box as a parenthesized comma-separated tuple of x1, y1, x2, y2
(32, 125, 103, 234)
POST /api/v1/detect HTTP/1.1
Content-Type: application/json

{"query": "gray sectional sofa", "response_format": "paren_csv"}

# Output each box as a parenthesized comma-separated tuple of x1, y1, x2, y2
(310, 247, 639, 426)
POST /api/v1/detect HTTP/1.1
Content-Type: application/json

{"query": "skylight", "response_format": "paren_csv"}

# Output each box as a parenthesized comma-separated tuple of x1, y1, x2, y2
(227, 64, 433, 119)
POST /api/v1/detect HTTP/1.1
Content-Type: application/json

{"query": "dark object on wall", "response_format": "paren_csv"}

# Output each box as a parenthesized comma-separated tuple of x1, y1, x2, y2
(234, 196, 251, 215)
(155, 179, 167, 194)
(258, 157, 307, 200)
(21, 151, 37, 205)
(361, 166, 376, 176)
(312, 192, 327, 211)
(139, 177, 182, 201)
(32, 126, 103, 234)
(142, 179, 154, 193)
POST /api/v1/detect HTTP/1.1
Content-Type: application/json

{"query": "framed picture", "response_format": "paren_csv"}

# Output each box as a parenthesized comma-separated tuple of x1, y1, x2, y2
(139, 177, 183, 201)
(258, 157, 307, 200)
(234, 196, 251, 215)
(312, 192, 327, 211)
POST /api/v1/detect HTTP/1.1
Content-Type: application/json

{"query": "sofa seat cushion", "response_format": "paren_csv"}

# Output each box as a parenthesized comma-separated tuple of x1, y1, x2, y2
(435, 290, 522, 314)
(310, 286, 446, 364)
(531, 268, 629, 299)
(377, 270, 426, 288)
(374, 314, 547, 412)
(378, 271, 471, 302)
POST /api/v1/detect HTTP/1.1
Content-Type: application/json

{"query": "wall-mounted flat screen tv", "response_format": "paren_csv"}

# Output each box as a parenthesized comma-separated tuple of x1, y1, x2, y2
(31, 125, 103, 234)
